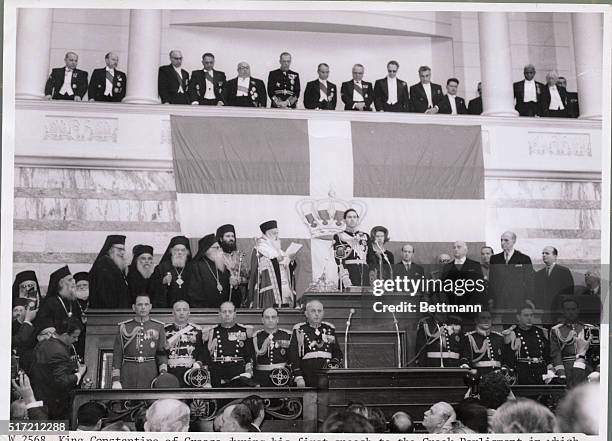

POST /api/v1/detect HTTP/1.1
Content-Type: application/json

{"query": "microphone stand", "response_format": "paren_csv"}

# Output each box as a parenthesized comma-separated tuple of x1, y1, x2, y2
(344, 308, 355, 369)
(391, 310, 402, 368)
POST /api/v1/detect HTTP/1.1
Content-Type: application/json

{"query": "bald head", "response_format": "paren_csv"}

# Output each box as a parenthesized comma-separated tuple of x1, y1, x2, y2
(144, 399, 190, 432)
(305, 300, 324, 326)
(500, 231, 517, 252)
(389, 411, 414, 433)
(169, 50, 183, 67)
(105, 52, 119, 69)
(453, 241, 468, 259)
(237, 61, 251, 78)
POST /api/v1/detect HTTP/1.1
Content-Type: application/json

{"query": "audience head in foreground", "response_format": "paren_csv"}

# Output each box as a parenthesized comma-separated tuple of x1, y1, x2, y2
(144, 399, 190, 432)
(323, 411, 375, 433)
(389, 411, 414, 433)
(555, 382, 599, 435)
(490, 398, 555, 433)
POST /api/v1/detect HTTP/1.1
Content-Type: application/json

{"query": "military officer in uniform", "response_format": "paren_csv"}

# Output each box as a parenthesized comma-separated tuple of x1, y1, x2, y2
(253, 307, 292, 386)
(204, 301, 257, 387)
(550, 298, 594, 387)
(88, 52, 127, 102)
(267, 52, 300, 109)
(288, 300, 342, 387)
(111, 294, 168, 389)
(415, 311, 463, 367)
(333, 208, 373, 288)
(165, 300, 209, 387)
(503, 301, 552, 384)
(44, 52, 88, 101)
(460, 310, 514, 376)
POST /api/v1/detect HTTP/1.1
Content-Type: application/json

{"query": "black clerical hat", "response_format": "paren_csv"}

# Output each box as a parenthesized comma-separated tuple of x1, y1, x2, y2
(12, 270, 39, 299)
(132, 244, 154, 259)
(259, 220, 278, 234)
(12, 297, 29, 308)
(73, 272, 89, 283)
(197, 234, 217, 256)
(160, 235, 192, 263)
(216, 224, 236, 240)
(94, 235, 126, 263)
(47, 265, 71, 298)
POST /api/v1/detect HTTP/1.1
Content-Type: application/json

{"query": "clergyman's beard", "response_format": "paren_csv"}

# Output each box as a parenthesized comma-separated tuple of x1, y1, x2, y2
(137, 261, 154, 279)
(171, 254, 187, 268)
(220, 240, 237, 253)
(206, 251, 226, 271)
(112, 254, 127, 272)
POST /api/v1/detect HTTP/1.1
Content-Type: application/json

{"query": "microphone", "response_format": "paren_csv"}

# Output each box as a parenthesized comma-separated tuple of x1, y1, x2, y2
(345, 308, 356, 369)
(391, 310, 402, 368)
(376, 242, 394, 279)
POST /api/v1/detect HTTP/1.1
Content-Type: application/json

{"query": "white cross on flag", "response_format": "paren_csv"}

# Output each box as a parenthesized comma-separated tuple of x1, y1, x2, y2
(171, 115, 485, 296)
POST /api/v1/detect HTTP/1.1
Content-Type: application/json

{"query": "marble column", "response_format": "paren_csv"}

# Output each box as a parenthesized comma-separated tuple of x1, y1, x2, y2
(478, 12, 518, 117)
(123, 10, 162, 104)
(15, 9, 53, 100)
(572, 13, 603, 120)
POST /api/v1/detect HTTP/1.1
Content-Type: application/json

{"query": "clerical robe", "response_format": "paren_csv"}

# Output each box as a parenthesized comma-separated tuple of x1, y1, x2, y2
(188, 257, 238, 308)
(89, 256, 131, 309)
(248, 237, 295, 308)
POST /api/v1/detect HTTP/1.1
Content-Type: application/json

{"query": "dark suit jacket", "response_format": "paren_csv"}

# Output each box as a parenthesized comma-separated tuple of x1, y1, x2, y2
(394, 261, 425, 279)
(30, 338, 79, 419)
(409, 82, 443, 113)
(341, 80, 373, 111)
(226, 77, 267, 107)
(513, 80, 545, 116)
(467, 96, 483, 115)
(489, 250, 534, 309)
(158, 64, 189, 104)
(188, 70, 227, 104)
(566, 91, 579, 118)
(44, 68, 88, 100)
(535, 264, 574, 310)
(88, 68, 127, 102)
(540, 85, 569, 117)
(373, 78, 410, 112)
(303, 79, 337, 110)
(437, 95, 468, 114)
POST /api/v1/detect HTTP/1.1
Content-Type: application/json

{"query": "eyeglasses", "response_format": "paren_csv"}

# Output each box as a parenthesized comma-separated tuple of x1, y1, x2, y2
(388, 70, 397, 73)
(171, 57, 183, 60)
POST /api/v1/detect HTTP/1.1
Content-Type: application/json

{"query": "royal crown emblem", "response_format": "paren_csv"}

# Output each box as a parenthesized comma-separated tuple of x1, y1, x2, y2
(296, 190, 367, 239)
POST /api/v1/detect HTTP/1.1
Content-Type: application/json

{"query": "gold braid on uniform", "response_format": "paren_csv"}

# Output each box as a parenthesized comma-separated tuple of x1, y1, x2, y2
(553, 326, 577, 350)
(423, 322, 442, 346)
(253, 331, 269, 356)
(296, 329, 305, 357)
(467, 333, 488, 362)
(120, 322, 143, 348)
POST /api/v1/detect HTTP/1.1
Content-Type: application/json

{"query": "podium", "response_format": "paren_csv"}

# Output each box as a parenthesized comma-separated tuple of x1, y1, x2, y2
(315, 368, 468, 430)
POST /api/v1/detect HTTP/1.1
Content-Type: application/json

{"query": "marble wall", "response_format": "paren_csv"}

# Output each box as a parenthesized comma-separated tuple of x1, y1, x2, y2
(13, 168, 182, 290)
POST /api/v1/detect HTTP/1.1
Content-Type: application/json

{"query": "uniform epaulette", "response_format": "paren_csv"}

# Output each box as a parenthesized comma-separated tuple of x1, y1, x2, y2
(293, 321, 306, 330)
(501, 325, 516, 335)
(118, 319, 133, 326)
(189, 322, 202, 331)
(238, 323, 254, 338)
(551, 323, 564, 330)
(466, 330, 476, 335)
(279, 328, 292, 335)
(150, 318, 165, 325)
(253, 329, 263, 337)
(536, 325, 549, 338)
(491, 331, 504, 337)
(322, 321, 335, 329)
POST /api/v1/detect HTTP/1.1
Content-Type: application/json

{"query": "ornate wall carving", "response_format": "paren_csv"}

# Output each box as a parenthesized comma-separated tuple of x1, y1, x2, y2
(528, 132, 591, 157)
(43, 116, 118, 143)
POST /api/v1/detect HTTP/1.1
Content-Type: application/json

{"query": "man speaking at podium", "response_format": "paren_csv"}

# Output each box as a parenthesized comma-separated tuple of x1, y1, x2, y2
(333, 209, 373, 288)
(289, 300, 342, 387)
